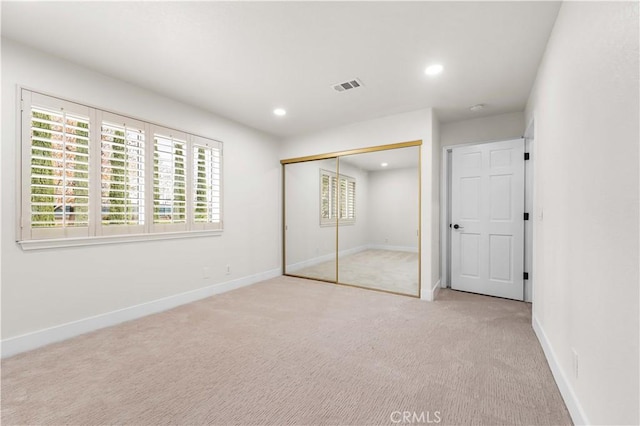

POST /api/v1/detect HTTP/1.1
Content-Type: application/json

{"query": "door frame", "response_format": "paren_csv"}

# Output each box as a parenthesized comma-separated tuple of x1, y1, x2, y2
(440, 135, 535, 302)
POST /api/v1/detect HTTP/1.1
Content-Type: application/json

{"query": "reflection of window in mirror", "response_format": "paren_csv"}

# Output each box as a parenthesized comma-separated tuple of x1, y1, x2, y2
(319, 169, 355, 226)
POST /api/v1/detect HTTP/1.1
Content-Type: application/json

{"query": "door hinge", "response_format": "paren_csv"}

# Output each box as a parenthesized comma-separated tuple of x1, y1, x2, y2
(524, 152, 530, 160)
(524, 212, 530, 220)
(523, 272, 529, 280)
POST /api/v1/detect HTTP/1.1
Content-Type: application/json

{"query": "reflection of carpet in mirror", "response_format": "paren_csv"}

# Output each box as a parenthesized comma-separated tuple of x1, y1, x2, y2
(294, 249, 418, 296)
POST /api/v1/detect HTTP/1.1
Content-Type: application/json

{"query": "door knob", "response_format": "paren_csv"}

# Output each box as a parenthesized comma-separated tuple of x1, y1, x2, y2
(453, 224, 464, 230)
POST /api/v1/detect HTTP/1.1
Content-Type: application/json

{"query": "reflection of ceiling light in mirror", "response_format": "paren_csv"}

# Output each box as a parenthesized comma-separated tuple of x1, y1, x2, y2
(381, 162, 388, 167)
(273, 108, 286, 116)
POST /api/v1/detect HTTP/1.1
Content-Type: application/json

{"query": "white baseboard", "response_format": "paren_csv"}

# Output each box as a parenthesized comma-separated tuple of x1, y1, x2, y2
(1, 268, 281, 359)
(337, 245, 370, 258)
(432, 279, 441, 300)
(287, 245, 369, 273)
(287, 252, 335, 273)
(287, 244, 418, 274)
(421, 278, 440, 301)
(532, 315, 589, 425)
(368, 244, 419, 253)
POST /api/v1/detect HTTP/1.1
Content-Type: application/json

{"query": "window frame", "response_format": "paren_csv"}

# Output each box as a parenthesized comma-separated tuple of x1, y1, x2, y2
(17, 88, 224, 250)
(319, 168, 356, 226)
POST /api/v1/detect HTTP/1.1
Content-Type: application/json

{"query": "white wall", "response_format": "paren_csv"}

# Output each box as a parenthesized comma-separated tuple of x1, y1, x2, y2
(440, 111, 524, 147)
(280, 108, 440, 300)
(431, 117, 441, 289)
(367, 167, 419, 250)
(1, 40, 281, 341)
(525, 2, 639, 425)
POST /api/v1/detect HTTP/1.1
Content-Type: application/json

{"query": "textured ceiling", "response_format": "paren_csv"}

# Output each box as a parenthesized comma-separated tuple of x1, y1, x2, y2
(2, 1, 560, 137)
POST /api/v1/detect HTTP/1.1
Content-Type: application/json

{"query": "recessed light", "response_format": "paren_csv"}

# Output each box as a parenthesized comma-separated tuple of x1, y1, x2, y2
(424, 64, 443, 76)
(469, 104, 485, 112)
(381, 162, 388, 167)
(273, 108, 287, 116)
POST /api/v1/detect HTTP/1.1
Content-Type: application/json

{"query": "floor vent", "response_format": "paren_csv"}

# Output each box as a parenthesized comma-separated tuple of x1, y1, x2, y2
(332, 78, 364, 93)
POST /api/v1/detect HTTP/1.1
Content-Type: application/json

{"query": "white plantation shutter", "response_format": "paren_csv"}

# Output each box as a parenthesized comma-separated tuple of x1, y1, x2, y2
(331, 176, 338, 220)
(25, 92, 91, 240)
(192, 137, 222, 230)
(152, 127, 188, 232)
(346, 180, 356, 220)
(338, 176, 356, 222)
(20, 90, 225, 245)
(320, 169, 354, 225)
(100, 113, 145, 235)
(320, 172, 331, 220)
(339, 178, 347, 219)
(320, 169, 337, 225)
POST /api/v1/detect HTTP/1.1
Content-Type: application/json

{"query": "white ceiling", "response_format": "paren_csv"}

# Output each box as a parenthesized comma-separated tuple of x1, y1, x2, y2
(1, 1, 560, 138)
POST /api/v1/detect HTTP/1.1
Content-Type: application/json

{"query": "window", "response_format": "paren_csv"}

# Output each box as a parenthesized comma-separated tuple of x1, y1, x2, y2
(26, 93, 91, 240)
(100, 113, 145, 235)
(192, 137, 222, 229)
(152, 128, 188, 231)
(320, 169, 355, 226)
(19, 89, 223, 246)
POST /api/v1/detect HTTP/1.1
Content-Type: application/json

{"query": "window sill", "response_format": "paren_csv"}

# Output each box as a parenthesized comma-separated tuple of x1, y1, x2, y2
(18, 229, 223, 251)
(320, 221, 356, 227)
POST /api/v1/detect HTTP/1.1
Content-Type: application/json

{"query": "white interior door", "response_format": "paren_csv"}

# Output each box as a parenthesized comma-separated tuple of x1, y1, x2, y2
(451, 139, 525, 300)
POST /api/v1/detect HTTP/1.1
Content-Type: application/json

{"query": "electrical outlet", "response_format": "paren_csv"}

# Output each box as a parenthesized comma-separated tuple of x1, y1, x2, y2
(202, 267, 211, 279)
(572, 348, 579, 379)
(225, 265, 231, 275)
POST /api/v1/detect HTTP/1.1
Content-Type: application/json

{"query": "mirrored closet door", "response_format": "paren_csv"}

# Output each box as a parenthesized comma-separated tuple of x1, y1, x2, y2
(338, 147, 420, 296)
(282, 141, 421, 297)
(284, 158, 338, 283)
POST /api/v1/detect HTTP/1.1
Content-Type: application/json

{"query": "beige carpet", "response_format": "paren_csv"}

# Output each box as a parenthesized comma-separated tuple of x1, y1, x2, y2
(1, 276, 571, 425)
(292, 249, 419, 296)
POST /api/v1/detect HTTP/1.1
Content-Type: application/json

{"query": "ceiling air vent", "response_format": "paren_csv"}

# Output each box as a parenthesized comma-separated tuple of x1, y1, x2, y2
(332, 78, 364, 93)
